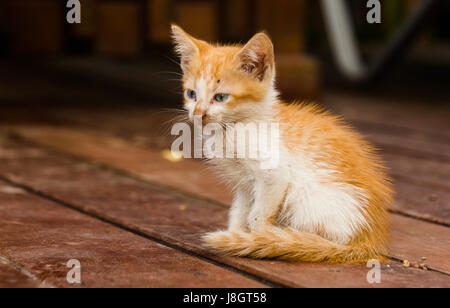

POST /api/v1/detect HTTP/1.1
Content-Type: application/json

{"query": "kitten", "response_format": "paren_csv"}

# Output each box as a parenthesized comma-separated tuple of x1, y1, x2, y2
(171, 24, 392, 263)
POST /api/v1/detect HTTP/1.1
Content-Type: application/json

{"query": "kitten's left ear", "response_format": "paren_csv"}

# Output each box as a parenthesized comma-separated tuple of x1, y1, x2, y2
(235, 32, 275, 82)
(171, 24, 209, 71)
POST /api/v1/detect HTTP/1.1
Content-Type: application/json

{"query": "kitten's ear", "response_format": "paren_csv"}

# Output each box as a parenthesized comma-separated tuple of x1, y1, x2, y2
(171, 24, 209, 70)
(236, 32, 275, 82)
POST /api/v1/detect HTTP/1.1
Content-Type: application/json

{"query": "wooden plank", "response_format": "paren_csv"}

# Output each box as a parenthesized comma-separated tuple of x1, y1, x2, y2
(393, 180, 450, 226)
(389, 215, 450, 273)
(354, 119, 450, 148)
(323, 92, 450, 140)
(0, 134, 449, 287)
(45, 106, 177, 150)
(0, 180, 265, 288)
(0, 260, 47, 288)
(363, 128, 450, 164)
(388, 140, 450, 167)
(386, 153, 450, 192)
(7, 123, 450, 225)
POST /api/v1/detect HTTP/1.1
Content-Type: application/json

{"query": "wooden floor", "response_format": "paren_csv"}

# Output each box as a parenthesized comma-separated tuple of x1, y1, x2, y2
(0, 63, 449, 288)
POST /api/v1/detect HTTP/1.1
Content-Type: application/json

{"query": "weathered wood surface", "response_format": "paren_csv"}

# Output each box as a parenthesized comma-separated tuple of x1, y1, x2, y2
(322, 92, 450, 139)
(0, 179, 265, 288)
(386, 153, 450, 192)
(0, 136, 448, 287)
(0, 259, 48, 288)
(5, 126, 229, 205)
(8, 123, 449, 227)
(393, 181, 450, 226)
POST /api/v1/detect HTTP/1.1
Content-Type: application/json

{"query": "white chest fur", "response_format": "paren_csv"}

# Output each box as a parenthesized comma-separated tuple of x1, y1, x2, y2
(209, 137, 369, 245)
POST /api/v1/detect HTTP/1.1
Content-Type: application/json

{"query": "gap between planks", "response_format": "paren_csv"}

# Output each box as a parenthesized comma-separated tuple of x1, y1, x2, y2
(0, 255, 55, 288)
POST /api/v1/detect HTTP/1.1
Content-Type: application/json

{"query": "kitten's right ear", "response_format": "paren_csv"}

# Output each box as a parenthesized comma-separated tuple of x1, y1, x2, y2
(236, 32, 275, 82)
(171, 24, 208, 70)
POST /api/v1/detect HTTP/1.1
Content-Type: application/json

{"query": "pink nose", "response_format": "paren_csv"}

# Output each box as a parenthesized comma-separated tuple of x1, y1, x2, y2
(194, 101, 206, 120)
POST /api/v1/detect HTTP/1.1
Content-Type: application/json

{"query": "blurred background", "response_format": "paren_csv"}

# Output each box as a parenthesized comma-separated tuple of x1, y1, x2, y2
(0, 0, 449, 148)
(1, 0, 450, 99)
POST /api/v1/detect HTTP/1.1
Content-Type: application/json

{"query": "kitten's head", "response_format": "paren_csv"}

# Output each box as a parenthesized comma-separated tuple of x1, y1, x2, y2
(171, 24, 276, 124)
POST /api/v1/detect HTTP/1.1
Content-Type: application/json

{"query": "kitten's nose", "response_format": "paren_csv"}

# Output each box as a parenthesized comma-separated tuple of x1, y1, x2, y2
(194, 109, 205, 118)
(194, 102, 206, 118)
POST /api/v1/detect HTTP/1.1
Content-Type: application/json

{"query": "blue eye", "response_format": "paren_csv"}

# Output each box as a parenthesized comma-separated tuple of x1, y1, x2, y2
(186, 89, 196, 100)
(214, 93, 229, 103)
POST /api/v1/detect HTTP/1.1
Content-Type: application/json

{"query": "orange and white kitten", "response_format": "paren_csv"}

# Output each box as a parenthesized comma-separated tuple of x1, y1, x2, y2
(171, 25, 392, 263)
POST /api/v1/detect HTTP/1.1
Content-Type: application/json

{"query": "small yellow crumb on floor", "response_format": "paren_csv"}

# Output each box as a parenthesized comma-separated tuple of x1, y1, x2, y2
(179, 204, 188, 211)
(161, 149, 184, 162)
(403, 260, 410, 267)
(419, 263, 428, 270)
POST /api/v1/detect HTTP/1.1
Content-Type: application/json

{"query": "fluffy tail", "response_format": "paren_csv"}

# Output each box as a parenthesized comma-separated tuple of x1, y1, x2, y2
(203, 227, 383, 263)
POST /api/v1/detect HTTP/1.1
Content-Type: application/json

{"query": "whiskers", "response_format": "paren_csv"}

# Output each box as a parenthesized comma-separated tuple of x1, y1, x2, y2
(154, 108, 190, 143)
